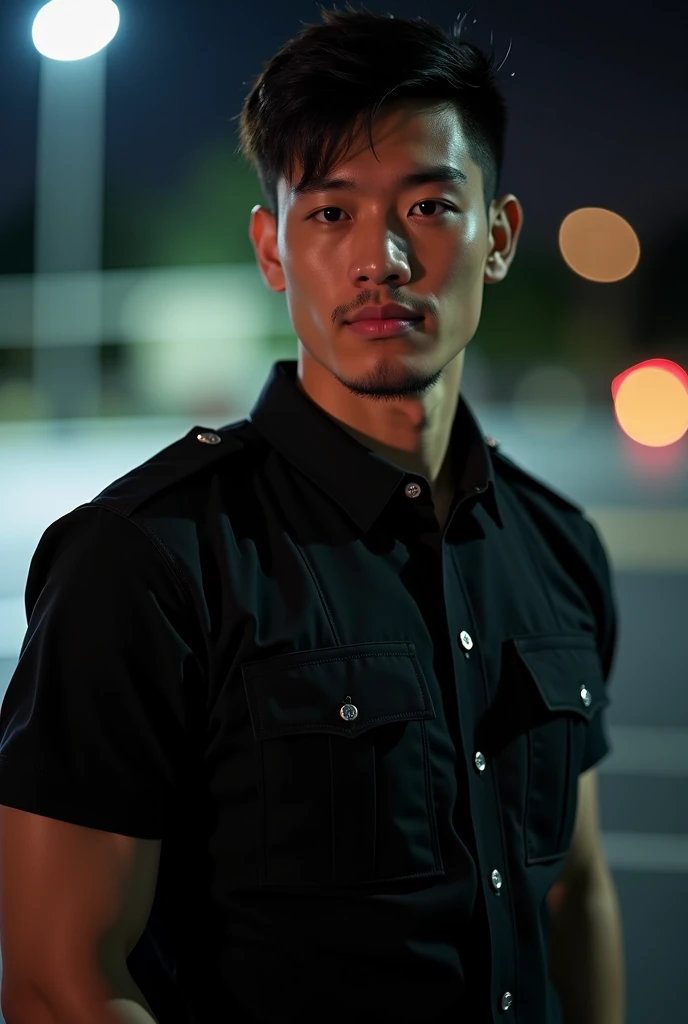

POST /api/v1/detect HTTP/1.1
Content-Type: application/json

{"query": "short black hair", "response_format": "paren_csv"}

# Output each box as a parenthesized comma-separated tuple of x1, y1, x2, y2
(235, 3, 510, 222)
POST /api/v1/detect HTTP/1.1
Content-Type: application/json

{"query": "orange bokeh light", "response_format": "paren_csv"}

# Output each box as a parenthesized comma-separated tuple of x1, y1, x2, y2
(612, 360, 688, 447)
(559, 207, 640, 283)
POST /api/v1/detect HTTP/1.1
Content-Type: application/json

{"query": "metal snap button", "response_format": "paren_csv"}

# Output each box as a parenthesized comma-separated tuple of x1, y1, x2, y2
(474, 751, 486, 773)
(580, 685, 592, 707)
(500, 991, 513, 1012)
(340, 702, 358, 722)
(490, 869, 503, 893)
(460, 630, 473, 651)
(405, 482, 421, 499)
(197, 431, 221, 445)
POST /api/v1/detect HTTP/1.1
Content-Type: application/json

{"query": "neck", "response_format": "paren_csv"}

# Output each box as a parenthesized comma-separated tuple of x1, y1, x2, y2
(297, 350, 465, 487)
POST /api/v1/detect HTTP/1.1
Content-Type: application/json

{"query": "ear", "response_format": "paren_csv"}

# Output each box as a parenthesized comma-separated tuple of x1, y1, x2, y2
(485, 194, 524, 284)
(249, 204, 286, 294)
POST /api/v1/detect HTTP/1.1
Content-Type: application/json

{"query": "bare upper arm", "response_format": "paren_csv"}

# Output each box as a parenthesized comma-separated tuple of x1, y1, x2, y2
(0, 804, 160, 1006)
(557, 767, 608, 890)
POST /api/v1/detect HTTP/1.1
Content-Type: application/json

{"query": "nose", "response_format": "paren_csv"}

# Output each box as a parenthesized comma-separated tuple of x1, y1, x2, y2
(352, 244, 412, 288)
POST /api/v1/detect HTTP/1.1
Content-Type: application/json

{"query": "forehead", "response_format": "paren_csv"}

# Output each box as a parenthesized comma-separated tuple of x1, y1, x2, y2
(278, 100, 479, 207)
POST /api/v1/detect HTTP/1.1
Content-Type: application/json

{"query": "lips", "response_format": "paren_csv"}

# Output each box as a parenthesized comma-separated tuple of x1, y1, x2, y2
(345, 317, 424, 338)
(346, 303, 422, 323)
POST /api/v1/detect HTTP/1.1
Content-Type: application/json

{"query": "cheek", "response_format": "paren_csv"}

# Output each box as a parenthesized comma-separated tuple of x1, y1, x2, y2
(281, 234, 332, 294)
(436, 234, 487, 333)
(442, 243, 481, 282)
(439, 242, 486, 309)
(446, 212, 486, 275)
(281, 239, 345, 331)
(281, 262, 334, 340)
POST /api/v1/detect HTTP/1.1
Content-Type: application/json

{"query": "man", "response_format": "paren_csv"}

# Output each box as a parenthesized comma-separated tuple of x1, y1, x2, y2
(0, 5, 624, 1024)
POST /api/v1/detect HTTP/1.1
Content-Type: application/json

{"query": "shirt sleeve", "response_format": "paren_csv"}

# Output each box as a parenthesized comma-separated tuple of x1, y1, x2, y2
(0, 503, 206, 839)
(579, 516, 618, 773)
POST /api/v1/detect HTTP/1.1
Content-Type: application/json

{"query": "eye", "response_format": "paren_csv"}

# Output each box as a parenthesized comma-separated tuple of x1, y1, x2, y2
(309, 200, 457, 224)
(410, 200, 456, 219)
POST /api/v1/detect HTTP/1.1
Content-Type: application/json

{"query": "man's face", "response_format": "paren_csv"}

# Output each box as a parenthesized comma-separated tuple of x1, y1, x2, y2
(250, 99, 522, 401)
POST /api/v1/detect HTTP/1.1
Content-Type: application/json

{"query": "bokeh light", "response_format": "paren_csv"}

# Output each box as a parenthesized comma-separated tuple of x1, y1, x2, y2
(32, 0, 120, 62)
(559, 207, 640, 283)
(612, 359, 688, 447)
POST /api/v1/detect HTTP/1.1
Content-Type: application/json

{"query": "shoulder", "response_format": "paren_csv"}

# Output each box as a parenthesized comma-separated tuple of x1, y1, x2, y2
(490, 445, 584, 518)
(490, 443, 611, 566)
(24, 420, 260, 610)
(491, 444, 617, 677)
(90, 420, 257, 520)
(491, 445, 611, 554)
(490, 443, 602, 551)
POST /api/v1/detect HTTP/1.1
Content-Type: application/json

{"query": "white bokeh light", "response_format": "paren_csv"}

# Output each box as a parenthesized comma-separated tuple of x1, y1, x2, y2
(32, 0, 120, 62)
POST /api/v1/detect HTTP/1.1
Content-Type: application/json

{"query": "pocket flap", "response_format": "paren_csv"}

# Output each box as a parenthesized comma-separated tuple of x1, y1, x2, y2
(511, 634, 609, 721)
(242, 641, 435, 740)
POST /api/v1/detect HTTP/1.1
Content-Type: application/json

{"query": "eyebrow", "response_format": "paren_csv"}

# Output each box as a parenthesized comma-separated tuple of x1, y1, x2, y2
(291, 164, 468, 200)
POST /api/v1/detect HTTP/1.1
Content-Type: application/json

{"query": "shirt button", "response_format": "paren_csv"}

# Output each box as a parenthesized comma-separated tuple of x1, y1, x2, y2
(196, 431, 221, 445)
(474, 751, 486, 773)
(490, 869, 503, 893)
(500, 991, 513, 1013)
(405, 482, 422, 499)
(340, 702, 358, 722)
(459, 630, 473, 650)
(580, 685, 592, 707)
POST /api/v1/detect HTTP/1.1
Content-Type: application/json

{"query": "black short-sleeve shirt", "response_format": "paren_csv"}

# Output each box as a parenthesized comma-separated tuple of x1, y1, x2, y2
(0, 360, 617, 1024)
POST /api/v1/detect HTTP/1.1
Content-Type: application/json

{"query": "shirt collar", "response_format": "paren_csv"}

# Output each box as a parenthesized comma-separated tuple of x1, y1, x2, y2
(248, 360, 503, 533)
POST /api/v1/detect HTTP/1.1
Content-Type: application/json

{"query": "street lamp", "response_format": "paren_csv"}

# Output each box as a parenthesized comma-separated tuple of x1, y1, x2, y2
(32, 0, 120, 61)
(31, 0, 120, 420)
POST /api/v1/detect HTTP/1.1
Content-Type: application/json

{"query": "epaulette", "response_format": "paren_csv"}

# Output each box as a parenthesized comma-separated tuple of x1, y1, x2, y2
(488, 442, 584, 515)
(90, 421, 251, 519)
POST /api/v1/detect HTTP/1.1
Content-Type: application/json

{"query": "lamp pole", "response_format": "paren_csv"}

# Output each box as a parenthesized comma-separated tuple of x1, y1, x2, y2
(31, 0, 120, 421)
(33, 49, 107, 421)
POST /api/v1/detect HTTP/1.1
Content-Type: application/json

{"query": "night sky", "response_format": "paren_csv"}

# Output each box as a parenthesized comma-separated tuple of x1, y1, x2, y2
(1, 0, 686, 249)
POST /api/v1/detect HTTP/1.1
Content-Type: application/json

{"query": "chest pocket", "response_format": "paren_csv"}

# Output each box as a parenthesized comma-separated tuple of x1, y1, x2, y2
(241, 641, 443, 887)
(511, 634, 609, 865)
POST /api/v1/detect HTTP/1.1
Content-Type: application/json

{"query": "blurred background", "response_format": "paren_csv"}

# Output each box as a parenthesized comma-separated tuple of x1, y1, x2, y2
(1, 0, 687, 1021)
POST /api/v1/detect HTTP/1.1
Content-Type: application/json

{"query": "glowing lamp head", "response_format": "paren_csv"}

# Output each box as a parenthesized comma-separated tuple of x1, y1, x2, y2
(32, 0, 120, 62)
